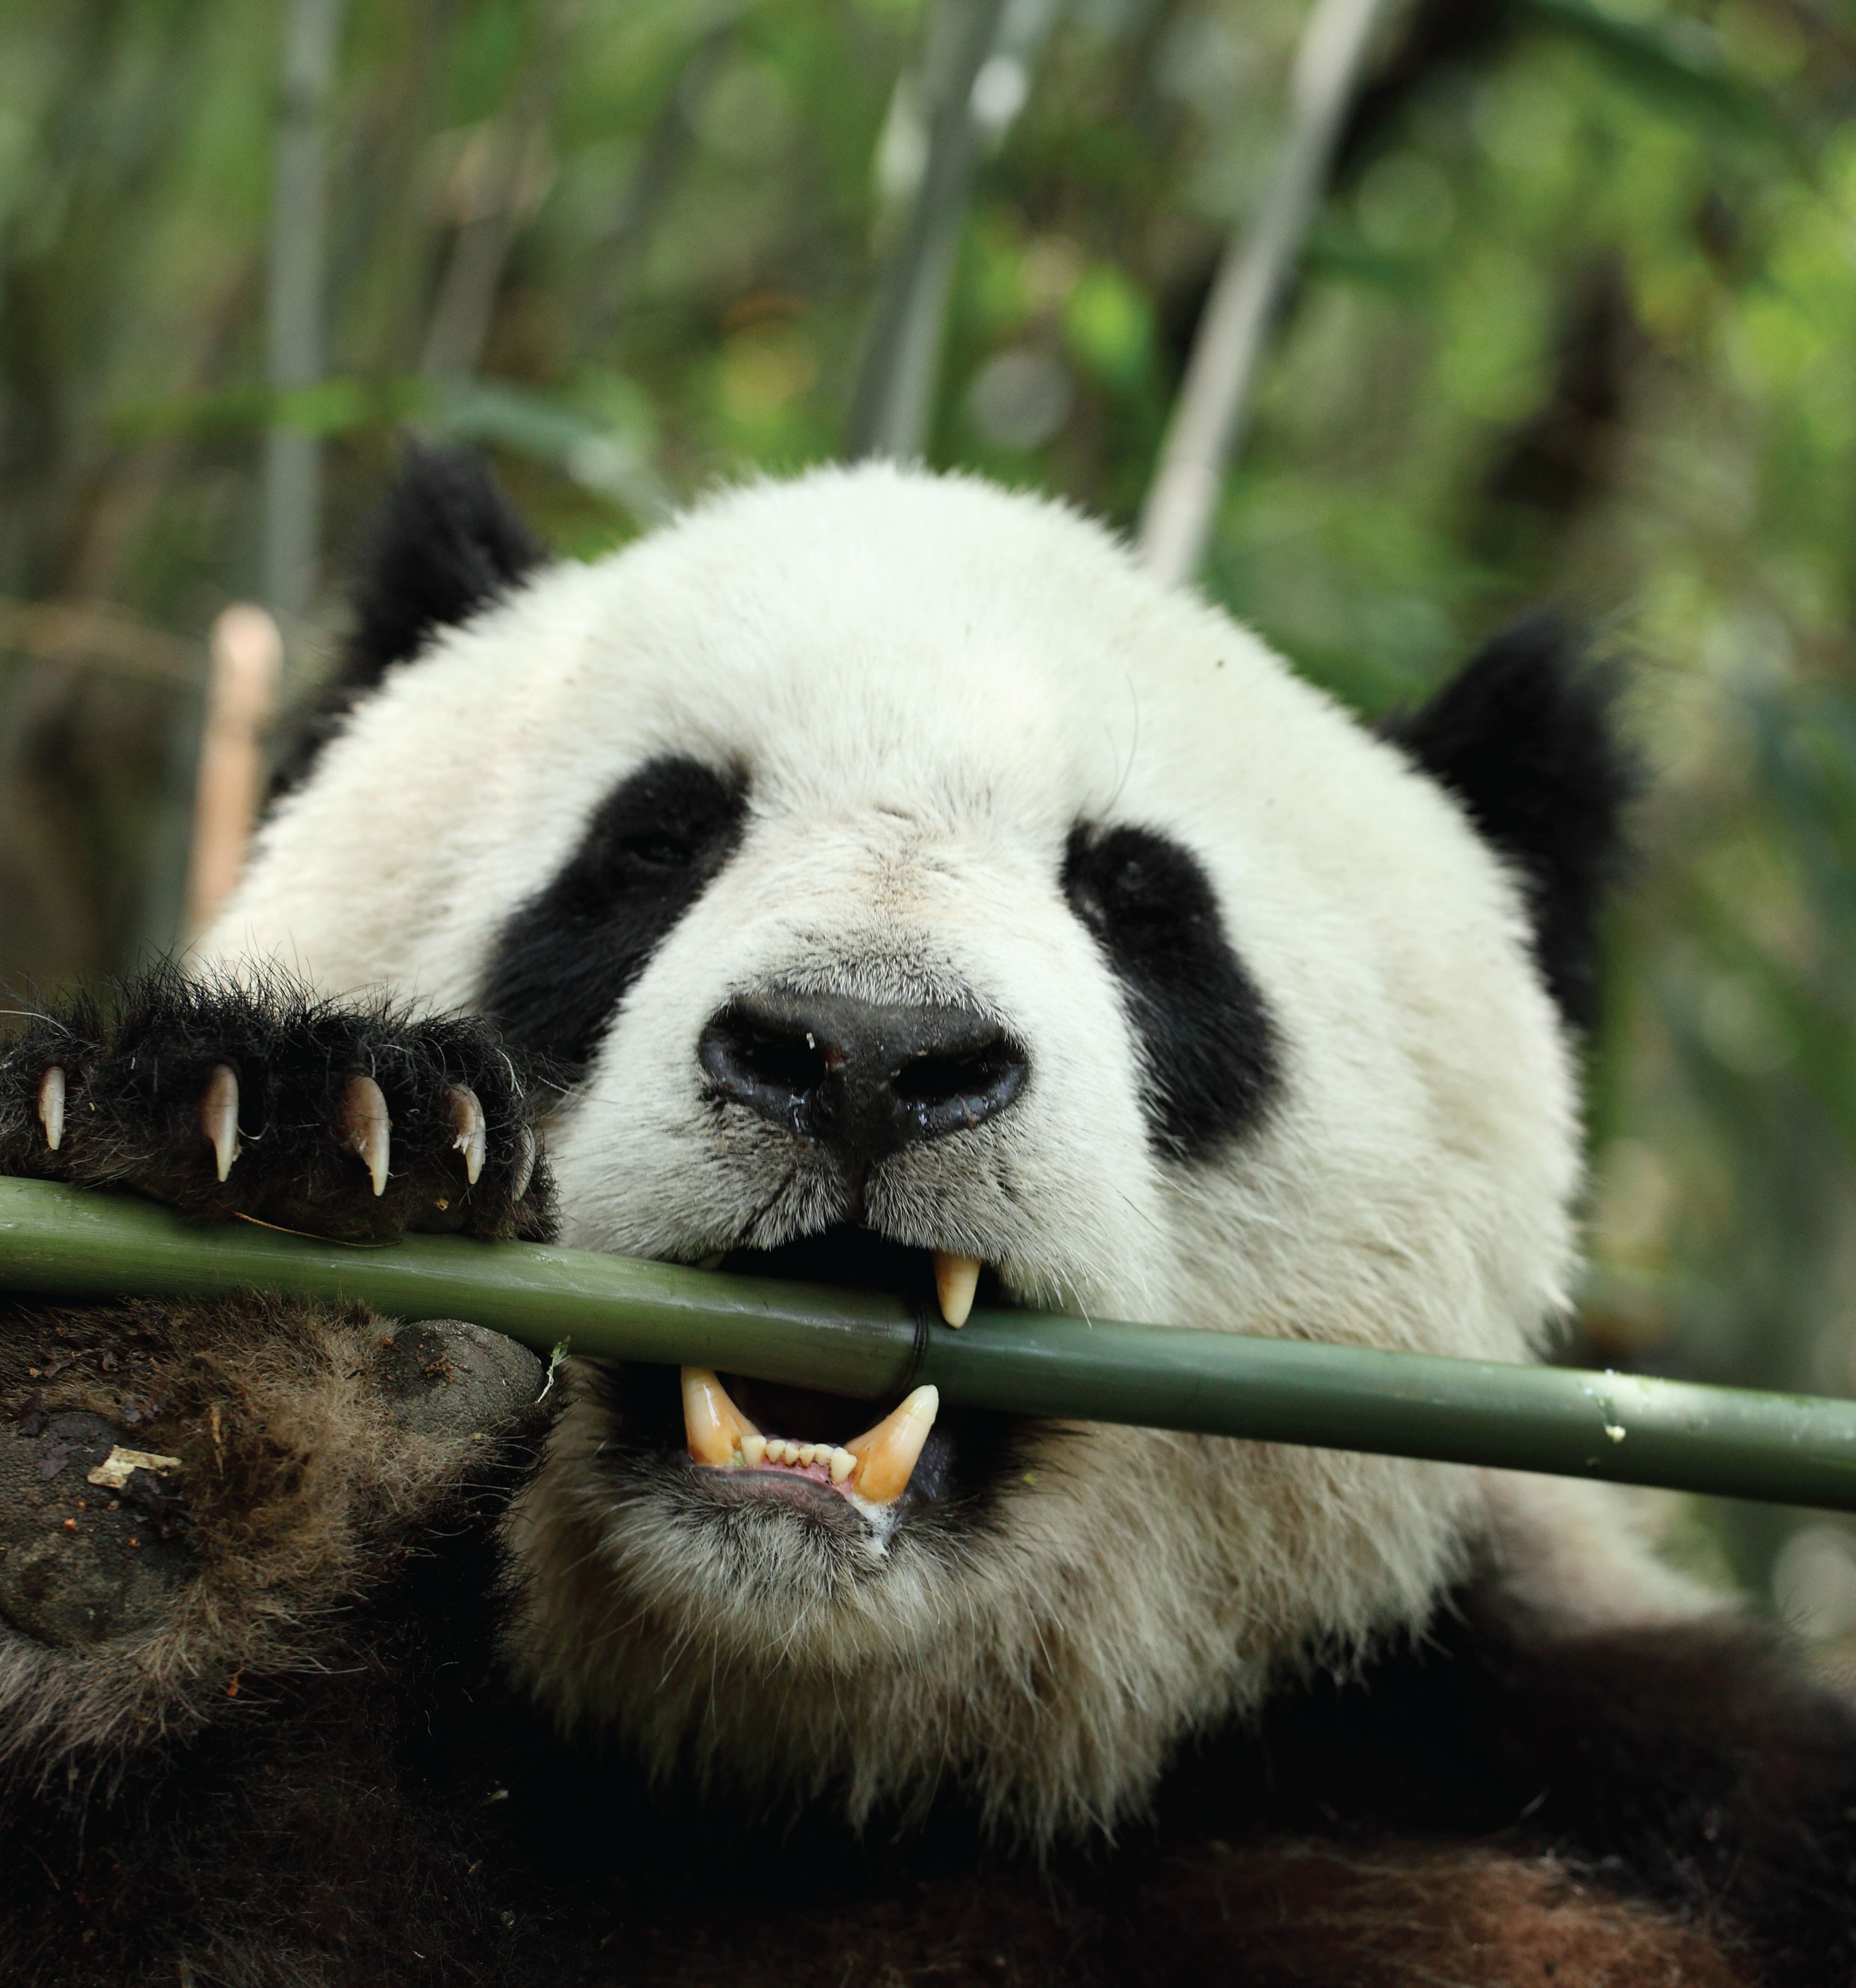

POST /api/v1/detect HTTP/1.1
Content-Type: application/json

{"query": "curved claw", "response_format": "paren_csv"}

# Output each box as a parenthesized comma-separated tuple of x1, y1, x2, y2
(36, 1067, 64, 1152)
(198, 1064, 240, 1181)
(448, 1084, 486, 1186)
(512, 1125, 537, 1202)
(338, 1075, 391, 1197)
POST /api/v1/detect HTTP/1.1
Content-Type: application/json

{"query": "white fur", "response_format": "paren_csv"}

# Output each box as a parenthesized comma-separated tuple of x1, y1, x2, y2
(200, 463, 1705, 1838)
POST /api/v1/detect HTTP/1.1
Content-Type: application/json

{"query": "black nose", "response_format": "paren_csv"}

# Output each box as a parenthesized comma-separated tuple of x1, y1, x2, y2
(697, 989, 1028, 1163)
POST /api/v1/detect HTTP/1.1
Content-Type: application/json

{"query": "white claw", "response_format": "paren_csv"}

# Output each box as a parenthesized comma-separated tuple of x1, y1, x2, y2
(339, 1074, 391, 1197)
(932, 1250, 981, 1329)
(512, 1126, 537, 1202)
(198, 1064, 240, 1182)
(36, 1067, 64, 1152)
(448, 1085, 486, 1185)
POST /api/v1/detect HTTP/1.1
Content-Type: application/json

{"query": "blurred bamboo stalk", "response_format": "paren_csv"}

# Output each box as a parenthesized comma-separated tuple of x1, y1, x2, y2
(1138, 0, 1402, 587)
(263, 0, 349, 620)
(0, 598, 202, 691)
(845, 0, 1010, 462)
(420, 0, 585, 383)
(184, 607, 281, 941)
(576, 18, 739, 362)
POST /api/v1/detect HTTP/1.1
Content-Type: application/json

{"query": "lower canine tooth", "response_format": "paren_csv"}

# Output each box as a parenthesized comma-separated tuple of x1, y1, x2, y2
(681, 1367, 760, 1467)
(932, 1250, 981, 1328)
(846, 1385, 939, 1505)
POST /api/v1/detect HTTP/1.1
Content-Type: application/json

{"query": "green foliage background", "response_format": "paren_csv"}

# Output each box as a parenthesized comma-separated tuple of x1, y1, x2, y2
(5, 0, 1856, 1620)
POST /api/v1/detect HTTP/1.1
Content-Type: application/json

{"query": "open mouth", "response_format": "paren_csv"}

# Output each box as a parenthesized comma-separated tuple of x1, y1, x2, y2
(605, 1226, 1014, 1529)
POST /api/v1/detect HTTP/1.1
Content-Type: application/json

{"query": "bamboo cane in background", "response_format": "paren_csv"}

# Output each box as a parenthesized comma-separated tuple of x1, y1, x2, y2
(844, 0, 1011, 462)
(4, 1177, 1855, 1514)
(183, 606, 281, 941)
(264, 0, 350, 622)
(1138, 0, 1405, 587)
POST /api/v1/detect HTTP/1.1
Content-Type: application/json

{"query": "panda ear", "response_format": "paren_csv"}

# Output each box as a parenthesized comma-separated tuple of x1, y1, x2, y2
(271, 446, 545, 793)
(1382, 614, 1636, 1032)
(346, 443, 546, 682)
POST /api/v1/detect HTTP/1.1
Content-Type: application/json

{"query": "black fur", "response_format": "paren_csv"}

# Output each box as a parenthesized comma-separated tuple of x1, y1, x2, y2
(1176, 1585, 1856, 1986)
(483, 755, 748, 1076)
(1383, 614, 1634, 1030)
(274, 446, 545, 790)
(0, 962, 555, 1241)
(1062, 823, 1280, 1162)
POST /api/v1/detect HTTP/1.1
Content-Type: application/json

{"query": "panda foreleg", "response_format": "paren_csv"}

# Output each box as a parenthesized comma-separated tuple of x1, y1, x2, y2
(0, 1288, 557, 1985)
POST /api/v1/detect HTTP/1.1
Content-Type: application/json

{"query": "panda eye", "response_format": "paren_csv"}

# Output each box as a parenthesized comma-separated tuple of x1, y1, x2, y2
(1060, 819, 1280, 1163)
(620, 830, 698, 872)
(483, 755, 748, 1074)
(593, 765, 743, 885)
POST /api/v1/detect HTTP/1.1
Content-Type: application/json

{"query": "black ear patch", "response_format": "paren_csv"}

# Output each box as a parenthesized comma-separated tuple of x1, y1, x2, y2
(1063, 824, 1279, 1163)
(1382, 614, 1634, 1031)
(347, 445, 545, 681)
(483, 756, 749, 1077)
(273, 447, 545, 792)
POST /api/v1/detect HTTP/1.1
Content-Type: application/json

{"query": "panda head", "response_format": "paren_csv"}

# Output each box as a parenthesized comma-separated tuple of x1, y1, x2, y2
(206, 452, 1633, 1840)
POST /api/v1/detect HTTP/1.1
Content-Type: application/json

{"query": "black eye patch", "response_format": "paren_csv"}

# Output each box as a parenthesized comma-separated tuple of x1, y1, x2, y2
(1061, 823, 1280, 1162)
(482, 756, 748, 1075)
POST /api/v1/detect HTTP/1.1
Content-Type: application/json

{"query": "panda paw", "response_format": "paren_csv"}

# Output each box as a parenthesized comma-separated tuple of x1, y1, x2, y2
(0, 964, 555, 1242)
(0, 1291, 549, 1775)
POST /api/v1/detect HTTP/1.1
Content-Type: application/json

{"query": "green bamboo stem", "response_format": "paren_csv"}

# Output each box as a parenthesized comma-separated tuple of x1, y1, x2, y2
(2, 1175, 1855, 1510)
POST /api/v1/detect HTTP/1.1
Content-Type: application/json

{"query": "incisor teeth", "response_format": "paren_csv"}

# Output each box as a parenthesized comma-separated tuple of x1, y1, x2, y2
(37, 1067, 64, 1152)
(846, 1385, 939, 1505)
(741, 1433, 767, 1467)
(680, 1366, 760, 1467)
(339, 1075, 391, 1196)
(828, 1447, 855, 1484)
(199, 1064, 239, 1182)
(448, 1085, 486, 1184)
(932, 1250, 981, 1329)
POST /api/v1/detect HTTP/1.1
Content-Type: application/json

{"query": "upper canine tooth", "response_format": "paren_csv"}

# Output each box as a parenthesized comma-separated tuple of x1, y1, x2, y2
(681, 1366, 760, 1467)
(846, 1385, 939, 1505)
(339, 1075, 391, 1197)
(932, 1250, 981, 1329)
(199, 1064, 240, 1181)
(37, 1067, 64, 1151)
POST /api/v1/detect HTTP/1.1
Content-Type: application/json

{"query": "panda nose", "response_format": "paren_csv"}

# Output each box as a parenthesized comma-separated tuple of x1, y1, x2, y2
(697, 990, 1029, 1162)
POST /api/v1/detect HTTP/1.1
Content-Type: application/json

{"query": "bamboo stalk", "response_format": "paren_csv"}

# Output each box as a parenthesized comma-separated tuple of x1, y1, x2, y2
(3, 1178, 1855, 1511)
(844, 0, 1010, 462)
(264, 0, 349, 620)
(1138, 0, 1402, 587)
(183, 605, 282, 940)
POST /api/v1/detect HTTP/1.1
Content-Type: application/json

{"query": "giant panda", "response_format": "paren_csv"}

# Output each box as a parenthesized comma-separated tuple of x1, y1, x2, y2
(1, 450, 1852, 1988)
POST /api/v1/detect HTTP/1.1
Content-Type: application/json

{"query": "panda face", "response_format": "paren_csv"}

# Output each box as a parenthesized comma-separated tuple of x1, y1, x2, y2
(204, 463, 1588, 1838)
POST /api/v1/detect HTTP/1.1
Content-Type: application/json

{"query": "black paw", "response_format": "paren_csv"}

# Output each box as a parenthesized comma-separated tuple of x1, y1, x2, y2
(0, 965, 555, 1241)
